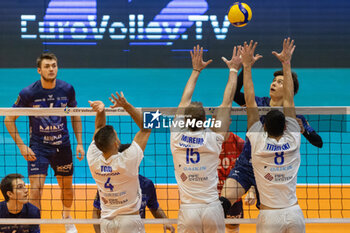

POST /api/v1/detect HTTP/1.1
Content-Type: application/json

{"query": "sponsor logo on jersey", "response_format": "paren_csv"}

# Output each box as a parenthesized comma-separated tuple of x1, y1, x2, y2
(264, 173, 273, 181)
(180, 172, 187, 182)
(188, 174, 208, 182)
(39, 123, 65, 132)
(183, 166, 206, 171)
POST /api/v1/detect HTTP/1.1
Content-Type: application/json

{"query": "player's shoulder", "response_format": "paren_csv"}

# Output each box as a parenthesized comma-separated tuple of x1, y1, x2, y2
(56, 79, 74, 90)
(19, 80, 41, 96)
(255, 96, 270, 107)
(24, 202, 41, 216)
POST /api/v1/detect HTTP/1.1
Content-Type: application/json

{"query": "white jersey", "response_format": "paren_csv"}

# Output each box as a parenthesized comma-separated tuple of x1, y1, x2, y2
(170, 117, 224, 204)
(246, 117, 301, 208)
(87, 141, 143, 219)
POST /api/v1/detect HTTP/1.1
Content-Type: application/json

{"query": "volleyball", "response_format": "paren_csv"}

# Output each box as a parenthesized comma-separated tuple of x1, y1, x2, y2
(228, 2, 252, 27)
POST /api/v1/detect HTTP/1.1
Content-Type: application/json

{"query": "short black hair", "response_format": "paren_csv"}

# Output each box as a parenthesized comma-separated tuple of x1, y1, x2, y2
(273, 70, 299, 95)
(184, 102, 206, 131)
(0, 173, 24, 202)
(36, 52, 58, 68)
(118, 144, 131, 152)
(94, 125, 117, 153)
(264, 109, 285, 137)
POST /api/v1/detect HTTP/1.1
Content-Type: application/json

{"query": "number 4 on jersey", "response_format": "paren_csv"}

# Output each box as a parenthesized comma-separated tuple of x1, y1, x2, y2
(104, 177, 114, 191)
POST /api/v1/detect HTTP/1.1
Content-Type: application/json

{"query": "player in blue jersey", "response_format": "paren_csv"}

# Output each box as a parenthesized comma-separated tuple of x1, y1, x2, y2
(92, 143, 175, 233)
(0, 173, 40, 233)
(4, 53, 84, 233)
(221, 41, 323, 211)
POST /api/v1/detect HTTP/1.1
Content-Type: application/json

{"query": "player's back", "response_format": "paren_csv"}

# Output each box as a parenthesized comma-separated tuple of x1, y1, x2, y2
(247, 117, 301, 208)
(171, 122, 224, 204)
(87, 141, 144, 219)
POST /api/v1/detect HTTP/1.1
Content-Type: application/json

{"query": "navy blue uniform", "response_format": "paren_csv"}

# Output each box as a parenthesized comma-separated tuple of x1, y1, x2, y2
(13, 79, 77, 176)
(93, 175, 159, 218)
(0, 201, 40, 233)
(228, 96, 321, 193)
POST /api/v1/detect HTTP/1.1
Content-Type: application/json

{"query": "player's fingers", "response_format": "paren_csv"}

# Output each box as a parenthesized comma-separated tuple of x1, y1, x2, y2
(221, 57, 228, 63)
(115, 92, 121, 99)
(271, 51, 279, 58)
(252, 42, 258, 52)
(232, 46, 236, 57)
(190, 50, 193, 59)
(291, 45, 296, 54)
(205, 59, 213, 66)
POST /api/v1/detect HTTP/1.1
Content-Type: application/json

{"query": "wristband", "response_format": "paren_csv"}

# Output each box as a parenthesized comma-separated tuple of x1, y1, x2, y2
(193, 69, 201, 72)
(230, 68, 238, 73)
(283, 61, 291, 65)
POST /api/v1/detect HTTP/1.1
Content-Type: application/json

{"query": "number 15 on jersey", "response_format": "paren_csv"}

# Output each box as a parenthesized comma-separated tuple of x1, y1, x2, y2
(186, 148, 200, 164)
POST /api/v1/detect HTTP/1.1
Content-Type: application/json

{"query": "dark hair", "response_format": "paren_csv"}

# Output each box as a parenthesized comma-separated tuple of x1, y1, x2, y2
(94, 125, 117, 153)
(36, 52, 58, 68)
(0, 173, 24, 202)
(184, 102, 206, 131)
(273, 70, 299, 95)
(118, 144, 131, 152)
(264, 110, 285, 137)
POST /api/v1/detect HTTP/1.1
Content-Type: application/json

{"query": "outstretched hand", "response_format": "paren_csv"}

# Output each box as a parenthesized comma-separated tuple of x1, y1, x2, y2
(190, 45, 213, 71)
(221, 45, 242, 70)
(88, 100, 105, 113)
(240, 40, 259, 67)
(272, 37, 296, 64)
(109, 91, 128, 108)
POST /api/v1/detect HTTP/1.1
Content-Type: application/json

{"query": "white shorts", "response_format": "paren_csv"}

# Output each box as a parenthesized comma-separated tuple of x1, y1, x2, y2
(178, 200, 225, 233)
(256, 205, 305, 233)
(101, 215, 145, 233)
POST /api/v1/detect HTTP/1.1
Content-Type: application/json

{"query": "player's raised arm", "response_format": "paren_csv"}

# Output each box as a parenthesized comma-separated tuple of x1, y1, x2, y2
(176, 45, 212, 115)
(272, 37, 296, 119)
(241, 41, 260, 130)
(210, 46, 241, 138)
(89, 100, 106, 137)
(110, 92, 151, 152)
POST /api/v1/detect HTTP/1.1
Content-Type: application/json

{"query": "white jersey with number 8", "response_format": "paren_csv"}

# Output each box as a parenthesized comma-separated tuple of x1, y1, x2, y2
(247, 117, 301, 209)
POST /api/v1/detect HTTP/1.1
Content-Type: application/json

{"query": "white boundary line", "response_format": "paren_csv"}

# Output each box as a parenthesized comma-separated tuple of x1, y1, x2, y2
(0, 218, 349, 225)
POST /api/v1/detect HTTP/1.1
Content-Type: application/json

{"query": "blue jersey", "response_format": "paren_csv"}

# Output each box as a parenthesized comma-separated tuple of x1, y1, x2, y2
(13, 79, 77, 147)
(235, 96, 315, 170)
(0, 201, 40, 233)
(94, 175, 159, 218)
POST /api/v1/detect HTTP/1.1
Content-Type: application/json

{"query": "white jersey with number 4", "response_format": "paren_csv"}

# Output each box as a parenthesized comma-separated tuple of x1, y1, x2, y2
(247, 117, 301, 209)
(87, 141, 143, 219)
(171, 117, 224, 204)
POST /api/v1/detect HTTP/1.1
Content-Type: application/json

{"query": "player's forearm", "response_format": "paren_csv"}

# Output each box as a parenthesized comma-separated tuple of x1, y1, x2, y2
(71, 116, 83, 144)
(151, 207, 168, 219)
(4, 116, 25, 147)
(95, 110, 106, 130)
(242, 65, 256, 107)
(178, 70, 200, 107)
(220, 71, 238, 107)
(123, 102, 143, 129)
(282, 62, 294, 106)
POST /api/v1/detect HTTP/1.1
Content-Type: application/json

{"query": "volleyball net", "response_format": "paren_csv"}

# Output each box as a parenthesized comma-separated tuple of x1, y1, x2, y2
(0, 107, 349, 226)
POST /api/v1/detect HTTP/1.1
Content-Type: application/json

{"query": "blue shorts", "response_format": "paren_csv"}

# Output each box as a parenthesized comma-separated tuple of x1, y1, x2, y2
(227, 199, 243, 219)
(227, 162, 256, 192)
(28, 145, 73, 176)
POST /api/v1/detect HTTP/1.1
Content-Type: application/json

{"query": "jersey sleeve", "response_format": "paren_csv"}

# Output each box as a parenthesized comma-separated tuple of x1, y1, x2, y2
(13, 89, 31, 107)
(246, 121, 264, 153)
(67, 85, 77, 107)
(286, 117, 301, 142)
(146, 181, 160, 211)
(297, 115, 314, 133)
(120, 141, 144, 176)
(86, 141, 102, 165)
